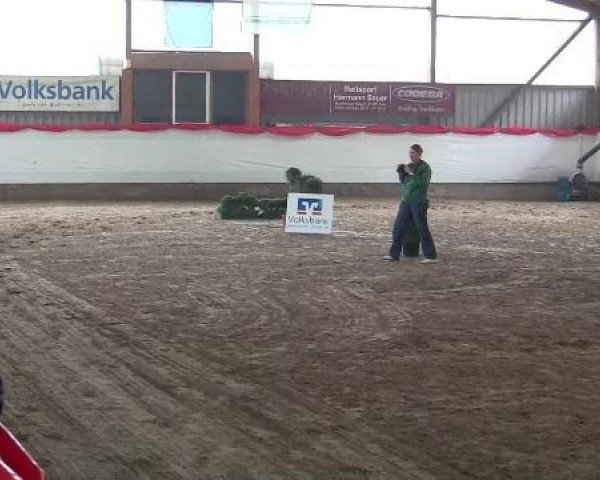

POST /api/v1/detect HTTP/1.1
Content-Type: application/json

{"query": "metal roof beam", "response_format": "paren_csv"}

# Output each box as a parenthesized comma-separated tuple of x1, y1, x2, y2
(548, 0, 600, 15)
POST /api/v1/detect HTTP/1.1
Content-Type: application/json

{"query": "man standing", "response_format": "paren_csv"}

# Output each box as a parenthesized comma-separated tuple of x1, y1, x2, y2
(384, 143, 438, 264)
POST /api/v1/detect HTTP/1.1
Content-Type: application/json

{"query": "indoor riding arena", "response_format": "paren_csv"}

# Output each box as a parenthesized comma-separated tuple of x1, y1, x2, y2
(1, 1, 600, 480)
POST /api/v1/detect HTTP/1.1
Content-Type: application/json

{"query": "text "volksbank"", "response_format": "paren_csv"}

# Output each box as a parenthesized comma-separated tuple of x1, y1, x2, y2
(0, 79, 115, 101)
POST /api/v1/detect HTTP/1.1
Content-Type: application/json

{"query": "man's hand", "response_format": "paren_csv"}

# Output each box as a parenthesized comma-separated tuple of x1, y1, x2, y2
(396, 164, 406, 174)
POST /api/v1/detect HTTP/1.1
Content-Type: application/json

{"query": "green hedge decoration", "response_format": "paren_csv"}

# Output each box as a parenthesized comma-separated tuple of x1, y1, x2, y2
(218, 193, 287, 220)
(218, 167, 324, 220)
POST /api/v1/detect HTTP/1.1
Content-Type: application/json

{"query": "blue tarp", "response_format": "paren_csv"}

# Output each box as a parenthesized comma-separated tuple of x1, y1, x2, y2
(164, 0, 213, 49)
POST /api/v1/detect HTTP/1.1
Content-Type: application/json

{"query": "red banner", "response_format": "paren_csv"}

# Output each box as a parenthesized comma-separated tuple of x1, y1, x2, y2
(0, 123, 597, 138)
(261, 80, 456, 120)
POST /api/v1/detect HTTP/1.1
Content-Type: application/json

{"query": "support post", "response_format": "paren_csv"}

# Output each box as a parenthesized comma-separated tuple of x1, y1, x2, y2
(430, 0, 437, 83)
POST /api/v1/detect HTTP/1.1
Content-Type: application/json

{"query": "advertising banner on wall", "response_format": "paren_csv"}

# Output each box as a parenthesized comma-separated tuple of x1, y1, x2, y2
(261, 80, 455, 120)
(0, 76, 120, 112)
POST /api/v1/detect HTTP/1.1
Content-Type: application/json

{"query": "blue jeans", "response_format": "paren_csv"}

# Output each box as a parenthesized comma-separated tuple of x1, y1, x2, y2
(389, 202, 437, 259)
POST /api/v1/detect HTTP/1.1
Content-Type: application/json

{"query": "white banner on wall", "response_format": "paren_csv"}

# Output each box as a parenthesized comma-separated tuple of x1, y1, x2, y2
(0, 76, 120, 112)
(0, 130, 597, 184)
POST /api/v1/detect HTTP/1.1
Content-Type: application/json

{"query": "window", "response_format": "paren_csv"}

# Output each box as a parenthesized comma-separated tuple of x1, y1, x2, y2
(212, 72, 247, 124)
(134, 71, 172, 123)
(134, 70, 247, 124)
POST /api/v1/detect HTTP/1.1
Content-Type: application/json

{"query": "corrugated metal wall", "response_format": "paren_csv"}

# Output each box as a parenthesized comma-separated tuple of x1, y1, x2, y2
(263, 83, 598, 129)
(441, 85, 598, 129)
(0, 111, 121, 125)
(0, 84, 596, 129)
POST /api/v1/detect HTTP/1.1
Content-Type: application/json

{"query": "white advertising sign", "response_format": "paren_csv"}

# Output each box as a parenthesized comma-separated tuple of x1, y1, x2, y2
(285, 193, 334, 235)
(0, 76, 120, 112)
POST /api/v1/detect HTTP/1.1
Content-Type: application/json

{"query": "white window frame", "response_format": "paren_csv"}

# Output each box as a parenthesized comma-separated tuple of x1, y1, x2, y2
(172, 70, 211, 124)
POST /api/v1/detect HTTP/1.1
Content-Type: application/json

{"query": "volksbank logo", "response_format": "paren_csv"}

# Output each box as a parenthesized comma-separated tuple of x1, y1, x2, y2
(288, 198, 329, 227)
(286, 215, 330, 226)
(297, 198, 323, 216)
(285, 193, 334, 235)
(0, 79, 115, 102)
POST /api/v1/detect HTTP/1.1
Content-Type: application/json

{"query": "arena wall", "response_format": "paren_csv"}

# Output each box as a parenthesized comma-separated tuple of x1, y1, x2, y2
(0, 127, 598, 200)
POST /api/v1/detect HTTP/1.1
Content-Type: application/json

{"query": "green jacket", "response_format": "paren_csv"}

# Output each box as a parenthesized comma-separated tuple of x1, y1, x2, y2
(401, 160, 431, 205)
